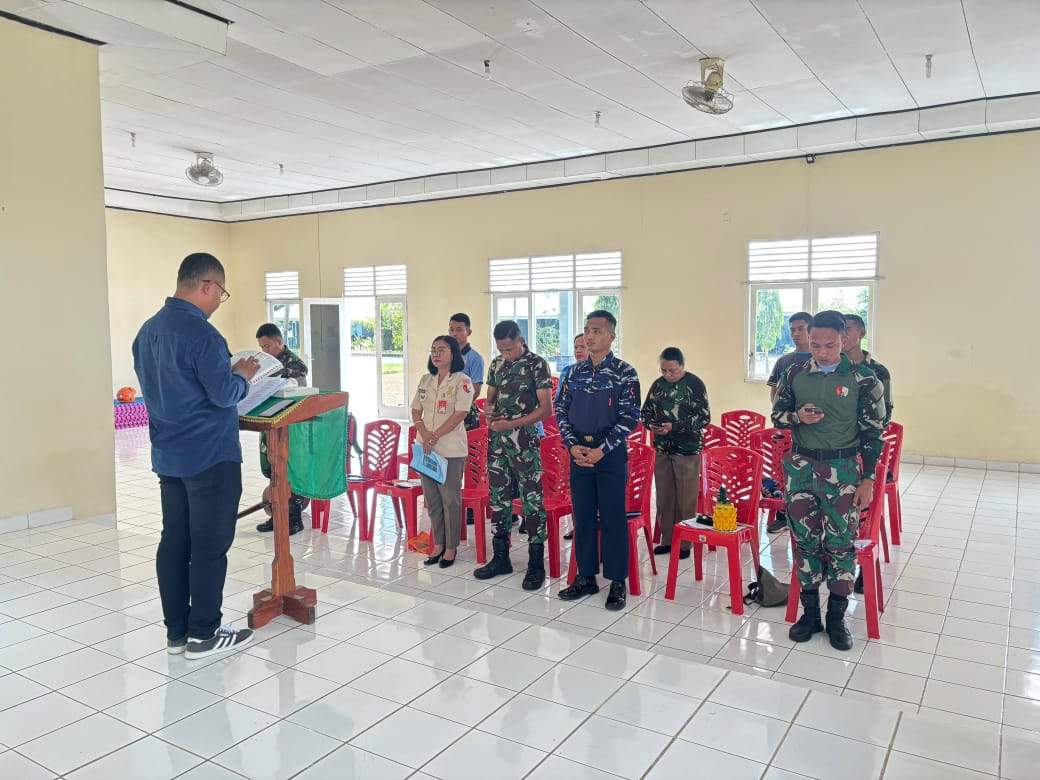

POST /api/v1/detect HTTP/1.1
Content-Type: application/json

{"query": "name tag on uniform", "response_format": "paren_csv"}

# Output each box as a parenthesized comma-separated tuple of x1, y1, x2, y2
(437, 399, 448, 413)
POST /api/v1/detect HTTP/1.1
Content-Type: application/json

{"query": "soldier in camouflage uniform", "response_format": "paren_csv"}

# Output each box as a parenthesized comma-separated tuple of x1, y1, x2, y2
(473, 320, 554, 590)
(843, 314, 893, 425)
(641, 347, 710, 559)
(772, 310, 885, 651)
(255, 323, 308, 535)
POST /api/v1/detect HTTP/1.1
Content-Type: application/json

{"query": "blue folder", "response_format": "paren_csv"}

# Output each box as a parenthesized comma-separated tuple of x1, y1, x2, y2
(410, 443, 448, 485)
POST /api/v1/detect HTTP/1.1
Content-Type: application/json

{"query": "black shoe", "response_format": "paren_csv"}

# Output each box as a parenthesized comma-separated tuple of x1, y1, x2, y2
(605, 580, 626, 611)
(678, 547, 690, 560)
(256, 519, 273, 533)
(563, 530, 574, 540)
(789, 589, 824, 642)
(289, 517, 304, 536)
(854, 568, 865, 594)
(559, 575, 599, 601)
(826, 595, 854, 651)
(439, 555, 456, 569)
(424, 551, 444, 566)
(767, 512, 789, 534)
(185, 626, 253, 660)
(522, 543, 545, 591)
(474, 536, 513, 580)
(653, 544, 671, 555)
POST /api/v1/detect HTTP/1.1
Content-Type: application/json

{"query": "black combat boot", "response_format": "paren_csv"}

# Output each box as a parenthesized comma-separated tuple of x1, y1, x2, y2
(826, 595, 854, 651)
(522, 543, 545, 591)
(854, 568, 864, 594)
(256, 518, 273, 533)
(474, 535, 513, 580)
(789, 589, 824, 642)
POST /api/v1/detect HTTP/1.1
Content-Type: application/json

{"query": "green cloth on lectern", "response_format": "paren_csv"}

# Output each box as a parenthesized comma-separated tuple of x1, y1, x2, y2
(257, 400, 347, 500)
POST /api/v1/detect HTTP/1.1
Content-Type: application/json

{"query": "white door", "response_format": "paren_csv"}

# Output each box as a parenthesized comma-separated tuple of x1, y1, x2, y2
(301, 298, 348, 392)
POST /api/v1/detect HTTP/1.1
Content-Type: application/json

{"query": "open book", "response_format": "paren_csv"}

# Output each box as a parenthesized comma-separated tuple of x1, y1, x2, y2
(230, 351, 284, 385)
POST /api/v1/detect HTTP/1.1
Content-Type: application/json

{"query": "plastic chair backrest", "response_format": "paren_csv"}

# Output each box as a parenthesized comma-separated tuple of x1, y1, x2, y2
(859, 442, 893, 545)
(702, 446, 764, 527)
(883, 421, 904, 482)
(543, 415, 560, 436)
(539, 434, 570, 500)
(625, 443, 655, 517)
(463, 428, 490, 489)
(720, 410, 767, 449)
(627, 422, 648, 447)
(362, 420, 401, 480)
(702, 423, 726, 451)
(749, 428, 793, 486)
(476, 398, 487, 412)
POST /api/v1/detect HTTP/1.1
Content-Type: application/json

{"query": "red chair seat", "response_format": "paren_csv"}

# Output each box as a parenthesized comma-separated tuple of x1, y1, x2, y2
(666, 523, 753, 615)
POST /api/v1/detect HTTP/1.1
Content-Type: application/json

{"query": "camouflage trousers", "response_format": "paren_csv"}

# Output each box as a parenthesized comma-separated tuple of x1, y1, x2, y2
(488, 424, 546, 544)
(784, 453, 862, 598)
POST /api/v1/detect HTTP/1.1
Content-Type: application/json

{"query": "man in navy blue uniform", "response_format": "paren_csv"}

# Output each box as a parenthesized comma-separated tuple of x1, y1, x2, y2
(556, 310, 641, 610)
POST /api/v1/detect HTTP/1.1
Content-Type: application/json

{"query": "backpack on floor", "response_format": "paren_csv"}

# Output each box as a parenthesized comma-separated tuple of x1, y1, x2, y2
(743, 566, 789, 608)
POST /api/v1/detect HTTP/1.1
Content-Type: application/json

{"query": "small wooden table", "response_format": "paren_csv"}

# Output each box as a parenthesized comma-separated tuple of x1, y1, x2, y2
(239, 392, 348, 629)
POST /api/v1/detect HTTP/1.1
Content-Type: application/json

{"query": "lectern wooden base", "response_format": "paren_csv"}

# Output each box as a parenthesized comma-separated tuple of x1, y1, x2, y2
(248, 587, 317, 629)
(239, 391, 348, 631)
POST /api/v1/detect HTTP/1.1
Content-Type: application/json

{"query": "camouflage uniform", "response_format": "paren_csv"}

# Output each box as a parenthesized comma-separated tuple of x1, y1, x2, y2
(853, 351, 893, 425)
(772, 355, 885, 597)
(259, 347, 310, 528)
(485, 348, 553, 544)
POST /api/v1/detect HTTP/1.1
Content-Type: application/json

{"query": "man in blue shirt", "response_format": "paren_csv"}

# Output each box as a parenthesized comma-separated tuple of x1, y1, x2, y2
(557, 311, 641, 611)
(133, 253, 259, 661)
(448, 313, 484, 430)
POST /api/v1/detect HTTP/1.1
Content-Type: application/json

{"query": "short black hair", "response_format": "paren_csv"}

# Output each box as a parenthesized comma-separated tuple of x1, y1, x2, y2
(177, 253, 224, 287)
(427, 335, 466, 375)
(493, 320, 521, 341)
(573, 333, 586, 343)
(844, 314, 866, 331)
(449, 313, 471, 328)
(256, 323, 282, 340)
(586, 309, 617, 333)
(789, 311, 813, 326)
(811, 310, 847, 333)
(660, 347, 684, 365)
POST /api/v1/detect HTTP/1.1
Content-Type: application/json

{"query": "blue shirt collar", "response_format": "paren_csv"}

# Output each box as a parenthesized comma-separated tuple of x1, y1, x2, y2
(165, 296, 208, 320)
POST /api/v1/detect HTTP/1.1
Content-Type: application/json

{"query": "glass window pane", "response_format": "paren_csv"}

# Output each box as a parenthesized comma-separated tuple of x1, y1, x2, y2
(817, 284, 872, 351)
(494, 296, 529, 344)
(269, 302, 300, 350)
(751, 287, 806, 379)
(379, 301, 405, 409)
(533, 291, 574, 372)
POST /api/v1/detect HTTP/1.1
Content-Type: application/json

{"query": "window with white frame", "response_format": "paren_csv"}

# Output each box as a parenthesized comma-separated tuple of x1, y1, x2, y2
(343, 265, 408, 412)
(489, 252, 622, 372)
(265, 271, 301, 350)
(746, 234, 878, 380)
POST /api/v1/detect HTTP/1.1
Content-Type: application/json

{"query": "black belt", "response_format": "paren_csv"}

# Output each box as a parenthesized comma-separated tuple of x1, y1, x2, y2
(577, 433, 605, 447)
(794, 446, 858, 461)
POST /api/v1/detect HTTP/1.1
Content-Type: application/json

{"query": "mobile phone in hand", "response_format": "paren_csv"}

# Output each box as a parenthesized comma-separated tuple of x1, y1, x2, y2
(803, 405, 823, 415)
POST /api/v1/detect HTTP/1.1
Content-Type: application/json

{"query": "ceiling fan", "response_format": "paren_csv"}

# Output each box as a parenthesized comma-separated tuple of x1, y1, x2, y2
(186, 153, 223, 187)
(682, 57, 734, 115)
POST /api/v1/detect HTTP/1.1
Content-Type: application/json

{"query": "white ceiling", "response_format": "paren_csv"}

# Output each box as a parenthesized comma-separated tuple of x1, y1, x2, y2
(7, 0, 1040, 201)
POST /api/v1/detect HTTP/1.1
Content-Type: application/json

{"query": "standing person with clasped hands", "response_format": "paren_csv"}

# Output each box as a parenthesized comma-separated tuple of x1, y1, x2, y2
(411, 336, 474, 568)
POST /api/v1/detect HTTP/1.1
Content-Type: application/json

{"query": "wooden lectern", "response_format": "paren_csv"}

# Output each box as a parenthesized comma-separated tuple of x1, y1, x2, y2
(239, 392, 348, 629)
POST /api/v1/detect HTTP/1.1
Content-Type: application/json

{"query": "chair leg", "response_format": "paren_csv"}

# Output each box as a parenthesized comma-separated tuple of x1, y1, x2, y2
(405, 494, 418, 539)
(642, 524, 658, 575)
(785, 571, 800, 623)
(547, 514, 561, 579)
(749, 521, 762, 574)
(459, 508, 468, 541)
(664, 536, 683, 599)
(390, 493, 403, 527)
(875, 558, 885, 613)
(473, 502, 487, 564)
(652, 519, 662, 544)
(627, 522, 641, 596)
(566, 540, 577, 585)
(358, 489, 371, 541)
(347, 490, 358, 521)
(693, 540, 704, 581)
(861, 552, 881, 639)
(879, 516, 890, 563)
(887, 484, 902, 545)
(726, 542, 744, 616)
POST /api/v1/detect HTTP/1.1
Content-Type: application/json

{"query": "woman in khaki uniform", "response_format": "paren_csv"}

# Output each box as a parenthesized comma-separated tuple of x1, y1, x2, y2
(411, 336, 474, 567)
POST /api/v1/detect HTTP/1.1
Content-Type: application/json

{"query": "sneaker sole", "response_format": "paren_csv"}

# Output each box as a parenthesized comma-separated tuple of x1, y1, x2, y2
(184, 632, 253, 661)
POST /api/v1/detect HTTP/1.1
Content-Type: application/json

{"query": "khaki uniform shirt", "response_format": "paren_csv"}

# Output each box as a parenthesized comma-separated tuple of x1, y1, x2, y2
(411, 372, 475, 458)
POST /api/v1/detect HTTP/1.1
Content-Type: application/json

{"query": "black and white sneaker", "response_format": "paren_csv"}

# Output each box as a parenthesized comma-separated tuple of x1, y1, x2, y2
(184, 625, 253, 660)
(167, 637, 187, 655)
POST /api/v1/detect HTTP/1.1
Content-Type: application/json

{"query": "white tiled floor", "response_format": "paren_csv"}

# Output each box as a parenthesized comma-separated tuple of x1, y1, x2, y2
(0, 428, 1039, 777)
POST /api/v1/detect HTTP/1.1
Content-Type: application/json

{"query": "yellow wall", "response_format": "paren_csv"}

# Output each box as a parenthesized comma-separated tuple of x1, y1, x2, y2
(105, 210, 231, 391)
(0, 18, 114, 519)
(109, 130, 1040, 463)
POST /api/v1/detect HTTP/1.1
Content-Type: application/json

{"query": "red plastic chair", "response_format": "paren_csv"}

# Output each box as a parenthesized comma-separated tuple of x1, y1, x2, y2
(543, 414, 561, 437)
(347, 420, 401, 541)
(512, 434, 570, 577)
(566, 441, 658, 594)
(627, 422, 650, 447)
(476, 398, 487, 412)
(702, 423, 726, 451)
(720, 410, 766, 449)
(785, 442, 892, 640)
(883, 422, 904, 547)
(374, 426, 424, 540)
(749, 428, 793, 532)
(665, 446, 763, 615)
(463, 429, 492, 563)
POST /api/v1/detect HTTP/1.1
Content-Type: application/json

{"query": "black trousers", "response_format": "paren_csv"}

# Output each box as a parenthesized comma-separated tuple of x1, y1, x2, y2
(157, 461, 241, 640)
(571, 444, 629, 582)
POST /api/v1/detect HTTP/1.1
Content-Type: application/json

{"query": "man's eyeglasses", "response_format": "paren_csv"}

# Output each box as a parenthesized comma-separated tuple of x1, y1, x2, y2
(203, 279, 231, 302)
